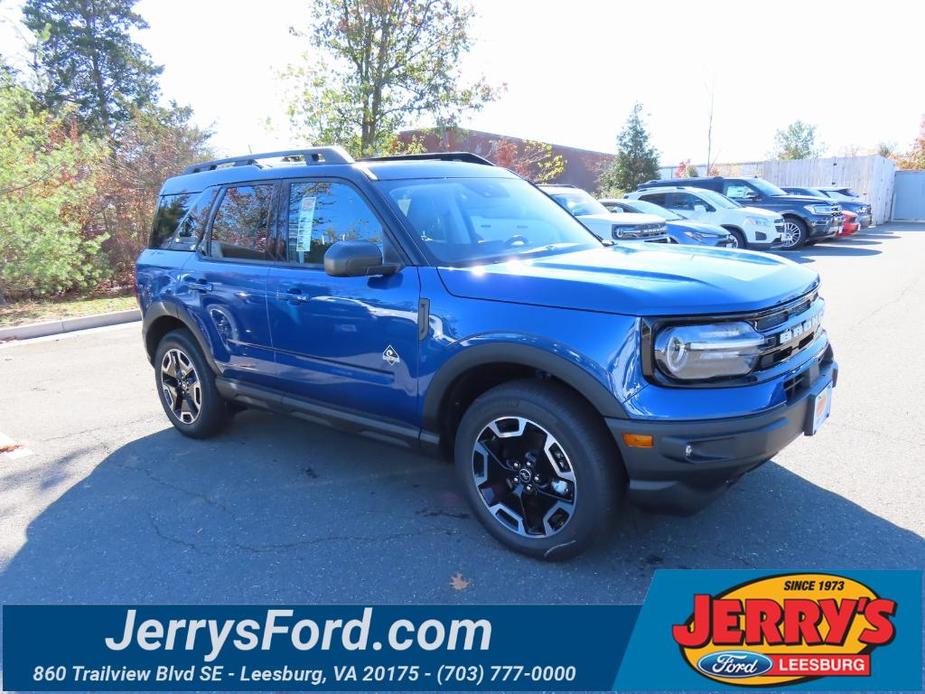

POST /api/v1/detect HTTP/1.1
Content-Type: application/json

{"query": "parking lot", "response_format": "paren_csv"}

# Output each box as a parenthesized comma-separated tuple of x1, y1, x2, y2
(1, 224, 923, 607)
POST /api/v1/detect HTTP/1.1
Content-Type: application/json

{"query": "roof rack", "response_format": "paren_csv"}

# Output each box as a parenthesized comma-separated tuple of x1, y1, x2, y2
(183, 146, 354, 174)
(361, 151, 494, 166)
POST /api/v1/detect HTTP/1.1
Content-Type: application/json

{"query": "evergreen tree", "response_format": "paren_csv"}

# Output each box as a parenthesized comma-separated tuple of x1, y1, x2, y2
(598, 103, 660, 194)
(23, 0, 162, 138)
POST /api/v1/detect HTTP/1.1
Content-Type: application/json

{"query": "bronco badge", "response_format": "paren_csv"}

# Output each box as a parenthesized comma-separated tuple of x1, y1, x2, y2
(382, 345, 400, 366)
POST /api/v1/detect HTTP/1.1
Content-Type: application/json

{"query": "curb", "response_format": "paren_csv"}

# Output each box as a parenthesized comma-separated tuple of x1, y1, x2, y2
(0, 308, 141, 342)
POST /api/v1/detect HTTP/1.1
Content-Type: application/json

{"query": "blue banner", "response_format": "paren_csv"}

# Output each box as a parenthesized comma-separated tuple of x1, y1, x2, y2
(2, 605, 638, 690)
(2, 570, 921, 691)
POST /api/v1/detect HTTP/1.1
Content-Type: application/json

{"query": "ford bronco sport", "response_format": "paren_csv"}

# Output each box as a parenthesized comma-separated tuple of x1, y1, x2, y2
(136, 147, 838, 560)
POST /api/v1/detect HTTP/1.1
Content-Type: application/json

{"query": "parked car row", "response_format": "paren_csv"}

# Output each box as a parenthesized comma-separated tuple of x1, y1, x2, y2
(540, 175, 872, 251)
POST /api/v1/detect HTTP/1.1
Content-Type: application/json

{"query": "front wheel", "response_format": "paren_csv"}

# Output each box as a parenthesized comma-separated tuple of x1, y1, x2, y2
(726, 229, 747, 249)
(779, 217, 808, 250)
(454, 380, 625, 560)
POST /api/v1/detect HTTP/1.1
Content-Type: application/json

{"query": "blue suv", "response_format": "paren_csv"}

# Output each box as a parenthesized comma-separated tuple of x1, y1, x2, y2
(136, 147, 838, 560)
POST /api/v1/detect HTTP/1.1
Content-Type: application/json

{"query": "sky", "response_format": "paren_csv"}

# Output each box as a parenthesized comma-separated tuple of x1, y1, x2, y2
(2, 0, 923, 165)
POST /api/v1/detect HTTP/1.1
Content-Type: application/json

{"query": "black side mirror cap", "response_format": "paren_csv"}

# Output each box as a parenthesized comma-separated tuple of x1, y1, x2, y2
(323, 240, 399, 277)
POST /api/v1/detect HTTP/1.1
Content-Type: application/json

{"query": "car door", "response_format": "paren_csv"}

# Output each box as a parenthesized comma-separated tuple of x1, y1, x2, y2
(180, 181, 278, 387)
(266, 178, 421, 427)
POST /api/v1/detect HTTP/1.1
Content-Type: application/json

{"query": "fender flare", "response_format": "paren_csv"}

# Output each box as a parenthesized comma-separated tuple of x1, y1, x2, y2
(143, 300, 221, 374)
(421, 342, 627, 433)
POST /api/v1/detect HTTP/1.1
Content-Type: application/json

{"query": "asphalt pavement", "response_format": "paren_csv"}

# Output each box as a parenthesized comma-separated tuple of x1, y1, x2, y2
(1, 224, 923, 610)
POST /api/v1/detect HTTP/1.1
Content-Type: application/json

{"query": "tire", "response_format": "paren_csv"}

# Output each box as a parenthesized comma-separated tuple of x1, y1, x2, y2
(726, 229, 747, 249)
(780, 217, 808, 250)
(153, 328, 230, 439)
(453, 380, 625, 560)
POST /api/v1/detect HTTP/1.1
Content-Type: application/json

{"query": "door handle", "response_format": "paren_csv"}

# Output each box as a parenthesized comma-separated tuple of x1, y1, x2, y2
(281, 287, 309, 303)
(181, 275, 212, 292)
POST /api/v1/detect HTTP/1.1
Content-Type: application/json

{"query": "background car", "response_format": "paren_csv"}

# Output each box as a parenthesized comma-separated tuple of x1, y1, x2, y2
(838, 210, 859, 236)
(541, 185, 669, 243)
(639, 176, 842, 249)
(625, 186, 783, 250)
(600, 197, 735, 247)
(783, 186, 873, 228)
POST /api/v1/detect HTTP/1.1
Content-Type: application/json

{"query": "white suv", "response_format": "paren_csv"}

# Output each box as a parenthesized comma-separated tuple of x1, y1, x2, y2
(541, 185, 669, 243)
(626, 186, 784, 250)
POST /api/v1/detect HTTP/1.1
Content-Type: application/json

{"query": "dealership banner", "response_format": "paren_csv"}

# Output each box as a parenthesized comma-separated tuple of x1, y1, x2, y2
(2, 571, 920, 691)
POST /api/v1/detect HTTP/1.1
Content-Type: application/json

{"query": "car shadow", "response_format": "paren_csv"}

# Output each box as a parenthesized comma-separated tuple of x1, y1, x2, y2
(1, 410, 922, 605)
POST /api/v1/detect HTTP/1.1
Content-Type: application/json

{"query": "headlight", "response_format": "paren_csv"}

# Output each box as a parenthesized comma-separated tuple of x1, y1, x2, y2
(682, 230, 707, 241)
(805, 204, 832, 215)
(654, 321, 766, 380)
(613, 224, 640, 239)
(744, 216, 771, 226)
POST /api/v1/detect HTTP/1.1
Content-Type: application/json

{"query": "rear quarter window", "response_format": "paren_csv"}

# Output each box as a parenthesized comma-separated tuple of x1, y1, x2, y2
(149, 189, 217, 251)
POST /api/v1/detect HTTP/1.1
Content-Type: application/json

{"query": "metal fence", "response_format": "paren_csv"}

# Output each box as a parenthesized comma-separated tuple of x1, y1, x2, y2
(658, 155, 897, 224)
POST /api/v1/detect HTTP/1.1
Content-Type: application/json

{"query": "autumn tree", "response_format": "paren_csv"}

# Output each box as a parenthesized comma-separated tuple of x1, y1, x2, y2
(0, 77, 106, 300)
(894, 117, 925, 170)
(772, 120, 823, 160)
(598, 102, 660, 194)
(492, 138, 564, 183)
(23, 0, 162, 139)
(283, 0, 498, 156)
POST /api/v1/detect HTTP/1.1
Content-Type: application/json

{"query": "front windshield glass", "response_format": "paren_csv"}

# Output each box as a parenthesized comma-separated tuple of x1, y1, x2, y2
(697, 189, 741, 209)
(751, 178, 788, 196)
(381, 177, 602, 266)
(620, 198, 682, 221)
(799, 187, 827, 198)
(825, 190, 855, 201)
(546, 188, 610, 216)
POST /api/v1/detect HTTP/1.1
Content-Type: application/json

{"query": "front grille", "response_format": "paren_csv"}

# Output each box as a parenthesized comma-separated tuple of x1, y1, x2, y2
(747, 291, 824, 371)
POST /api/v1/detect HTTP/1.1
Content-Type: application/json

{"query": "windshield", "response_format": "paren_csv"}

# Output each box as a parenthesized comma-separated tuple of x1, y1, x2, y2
(619, 198, 682, 221)
(751, 178, 788, 196)
(546, 188, 610, 217)
(796, 187, 826, 198)
(825, 190, 856, 201)
(697, 189, 741, 209)
(381, 177, 602, 266)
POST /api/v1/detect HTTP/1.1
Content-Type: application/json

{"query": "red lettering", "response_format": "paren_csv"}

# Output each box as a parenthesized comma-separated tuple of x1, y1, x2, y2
(818, 598, 857, 644)
(712, 598, 744, 645)
(743, 599, 783, 645)
(859, 599, 897, 645)
(783, 599, 823, 645)
(672, 594, 712, 647)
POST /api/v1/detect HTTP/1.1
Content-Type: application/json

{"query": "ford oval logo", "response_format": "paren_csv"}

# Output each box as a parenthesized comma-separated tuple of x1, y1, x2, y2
(696, 650, 774, 678)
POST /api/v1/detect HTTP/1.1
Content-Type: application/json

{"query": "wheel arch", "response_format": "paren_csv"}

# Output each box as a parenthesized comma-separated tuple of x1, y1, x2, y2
(422, 343, 626, 458)
(143, 301, 220, 374)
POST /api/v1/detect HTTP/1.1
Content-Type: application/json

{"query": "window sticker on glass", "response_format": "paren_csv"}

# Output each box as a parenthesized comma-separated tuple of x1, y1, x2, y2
(296, 195, 317, 253)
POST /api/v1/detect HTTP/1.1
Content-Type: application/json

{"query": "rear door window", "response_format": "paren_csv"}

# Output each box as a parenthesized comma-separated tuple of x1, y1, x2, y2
(723, 181, 755, 201)
(207, 184, 274, 260)
(638, 192, 668, 206)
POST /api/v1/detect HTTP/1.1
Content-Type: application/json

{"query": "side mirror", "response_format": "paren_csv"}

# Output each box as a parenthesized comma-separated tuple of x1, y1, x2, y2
(693, 204, 707, 213)
(324, 241, 398, 277)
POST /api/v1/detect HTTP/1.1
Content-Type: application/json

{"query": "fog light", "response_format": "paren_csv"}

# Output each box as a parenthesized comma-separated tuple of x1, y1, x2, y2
(622, 433, 654, 448)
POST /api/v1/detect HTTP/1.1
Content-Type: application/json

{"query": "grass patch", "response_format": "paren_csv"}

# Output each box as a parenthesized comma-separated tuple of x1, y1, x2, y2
(0, 294, 137, 327)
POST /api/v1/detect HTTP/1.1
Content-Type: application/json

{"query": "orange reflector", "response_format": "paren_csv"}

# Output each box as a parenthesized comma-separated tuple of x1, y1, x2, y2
(622, 433, 654, 448)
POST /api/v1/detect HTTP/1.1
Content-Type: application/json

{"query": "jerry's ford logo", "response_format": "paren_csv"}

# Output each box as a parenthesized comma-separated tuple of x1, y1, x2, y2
(672, 573, 897, 687)
(696, 651, 773, 678)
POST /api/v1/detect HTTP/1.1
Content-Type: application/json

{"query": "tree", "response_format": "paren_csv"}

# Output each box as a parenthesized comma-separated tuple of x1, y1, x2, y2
(598, 102, 660, 194)
(893, 117, 925, 170)
(773, 120, 823, 160)
(283, 0, 498, 156)
(0, 78, 106, 300)
(90, 104, 213, 281)
(23, 0, 162, 139)
(673, 159, 699, 178)
(492, 138, 564, 183)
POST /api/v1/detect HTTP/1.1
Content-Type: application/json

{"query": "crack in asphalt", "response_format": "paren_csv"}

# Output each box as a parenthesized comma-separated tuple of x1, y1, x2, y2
(113, 461, 232, 514)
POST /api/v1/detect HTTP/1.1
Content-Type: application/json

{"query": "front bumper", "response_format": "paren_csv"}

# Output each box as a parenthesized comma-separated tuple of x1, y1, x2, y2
(857, 213, 873, 228)
(809, 215, 840, 240)
(605, 358, 838, 515)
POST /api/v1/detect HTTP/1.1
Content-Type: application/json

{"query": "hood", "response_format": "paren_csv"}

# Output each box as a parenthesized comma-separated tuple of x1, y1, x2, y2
(667, 219, 729, 236)
(577, 211, 664, 226)
(740, 206, 782, 219)
(437, 245, 818, 317)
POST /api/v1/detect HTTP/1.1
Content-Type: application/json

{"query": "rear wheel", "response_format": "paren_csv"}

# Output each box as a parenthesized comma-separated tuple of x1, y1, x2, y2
(779, 217, 808, 250)
(154, 329, 230, 438)
(454, 380, 624, 560)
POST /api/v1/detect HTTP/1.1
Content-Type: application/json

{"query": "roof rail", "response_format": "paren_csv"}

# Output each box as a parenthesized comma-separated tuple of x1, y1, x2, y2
(361, 151, 494, 166)
(183, 146, 354, 174)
